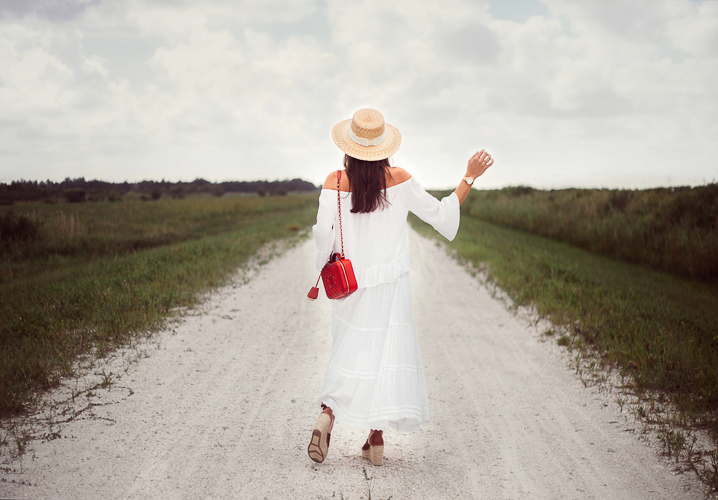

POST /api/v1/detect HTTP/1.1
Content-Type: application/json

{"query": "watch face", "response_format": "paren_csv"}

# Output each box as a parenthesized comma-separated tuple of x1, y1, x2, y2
(465, 177, 473, 185)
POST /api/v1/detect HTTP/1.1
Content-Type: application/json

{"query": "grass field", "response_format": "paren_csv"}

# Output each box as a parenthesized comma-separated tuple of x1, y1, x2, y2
(461, 184, 718, 284)
(0, 195, 317, 416)
(411, 200, 718, 453)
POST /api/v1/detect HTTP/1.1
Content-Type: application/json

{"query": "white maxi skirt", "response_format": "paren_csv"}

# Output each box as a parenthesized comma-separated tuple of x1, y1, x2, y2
(317, 271, 430, 432)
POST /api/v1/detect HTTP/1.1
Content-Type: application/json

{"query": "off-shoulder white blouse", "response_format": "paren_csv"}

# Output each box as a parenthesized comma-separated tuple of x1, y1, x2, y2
(312, 174, 460, 289)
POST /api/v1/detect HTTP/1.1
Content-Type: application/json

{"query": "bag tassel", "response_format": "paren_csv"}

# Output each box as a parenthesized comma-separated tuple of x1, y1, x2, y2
(307, 274, 321, 301)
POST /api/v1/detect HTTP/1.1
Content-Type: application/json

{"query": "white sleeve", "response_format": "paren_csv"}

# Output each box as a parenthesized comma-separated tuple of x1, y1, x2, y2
(312, 190, 336, 271)
(405, 177, 460, 241)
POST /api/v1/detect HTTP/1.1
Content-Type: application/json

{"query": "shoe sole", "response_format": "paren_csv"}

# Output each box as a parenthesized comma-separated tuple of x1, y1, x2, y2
(307, 413, 332, 463)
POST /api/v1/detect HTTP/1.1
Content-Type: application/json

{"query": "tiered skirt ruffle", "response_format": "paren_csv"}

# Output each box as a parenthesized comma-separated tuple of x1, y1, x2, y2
(354, 251, 412, 288)
(317, 272, 430, 432)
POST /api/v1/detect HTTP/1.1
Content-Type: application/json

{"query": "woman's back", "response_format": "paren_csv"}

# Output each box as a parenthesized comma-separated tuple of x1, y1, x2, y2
(313, 167, 460, 288)
(322, 166, 412, 192)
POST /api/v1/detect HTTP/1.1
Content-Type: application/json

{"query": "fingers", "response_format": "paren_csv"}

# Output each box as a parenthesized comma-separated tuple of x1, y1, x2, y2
(470, 151, 489, 162)
(473, 150, 491, 162)
(467, 150, 494, 178)
(475, 152, 492, 167)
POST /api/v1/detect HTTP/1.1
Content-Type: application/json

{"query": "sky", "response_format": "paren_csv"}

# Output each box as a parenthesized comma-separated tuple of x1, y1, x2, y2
(1, 0, 717, 190)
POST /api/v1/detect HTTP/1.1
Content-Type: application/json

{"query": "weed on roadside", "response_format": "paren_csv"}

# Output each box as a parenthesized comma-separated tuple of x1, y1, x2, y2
(695, 450, 718, 496)
(361, 467, 392, 500)
(99, 370, 114, 389)
(0, 364, 135, 462)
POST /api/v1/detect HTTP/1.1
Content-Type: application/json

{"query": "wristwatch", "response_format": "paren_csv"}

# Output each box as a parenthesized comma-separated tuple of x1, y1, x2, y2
(463, 176, 474, 186)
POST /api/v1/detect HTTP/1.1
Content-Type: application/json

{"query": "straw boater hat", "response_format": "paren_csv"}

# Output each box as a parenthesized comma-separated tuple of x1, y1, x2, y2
(331, 108, 401, 161)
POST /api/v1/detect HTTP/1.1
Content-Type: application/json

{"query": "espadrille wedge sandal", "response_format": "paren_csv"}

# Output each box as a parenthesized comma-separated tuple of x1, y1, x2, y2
(365, 430, 384, 466)
(308, 404, 334, 464)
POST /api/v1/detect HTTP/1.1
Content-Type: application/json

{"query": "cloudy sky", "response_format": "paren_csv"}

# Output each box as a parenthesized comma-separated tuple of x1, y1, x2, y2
(1, 0, 717, 189)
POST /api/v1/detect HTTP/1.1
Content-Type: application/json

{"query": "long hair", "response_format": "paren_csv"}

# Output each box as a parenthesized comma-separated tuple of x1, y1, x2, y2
(343, 155, 393, 214)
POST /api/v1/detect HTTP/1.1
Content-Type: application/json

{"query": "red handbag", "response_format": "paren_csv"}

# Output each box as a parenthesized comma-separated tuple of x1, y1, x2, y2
(308, 170, 358, 301)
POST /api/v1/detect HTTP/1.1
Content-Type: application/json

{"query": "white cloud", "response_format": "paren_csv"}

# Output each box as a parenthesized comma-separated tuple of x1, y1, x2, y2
(0, 0, 716, 188)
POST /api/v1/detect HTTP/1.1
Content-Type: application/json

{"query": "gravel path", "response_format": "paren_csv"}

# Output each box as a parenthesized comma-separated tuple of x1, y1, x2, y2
(0, 228, 704, 499)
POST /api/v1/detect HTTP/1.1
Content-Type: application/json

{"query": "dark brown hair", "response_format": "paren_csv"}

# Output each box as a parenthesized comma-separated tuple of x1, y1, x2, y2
(343, 155, 393, 214)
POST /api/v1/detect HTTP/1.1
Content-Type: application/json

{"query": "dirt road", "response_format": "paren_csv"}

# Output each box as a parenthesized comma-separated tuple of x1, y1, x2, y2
(0, 229, 704, 499)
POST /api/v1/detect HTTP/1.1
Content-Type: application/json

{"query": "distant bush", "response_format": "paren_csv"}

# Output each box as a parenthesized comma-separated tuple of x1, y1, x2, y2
(0, 212, 40, 243)
(170, 186, 185, 199)
(462, 183, 718, 284)
(150, 188, 162, 200)
(108, 191, 122, 202)
(505, 185, 536, 197)
(272, 189, 288, 196)
(257, 188, 266, 197)
(1, 177, 319, 204)
(87, 190, 104, 202)
(64, 188, 86, 203)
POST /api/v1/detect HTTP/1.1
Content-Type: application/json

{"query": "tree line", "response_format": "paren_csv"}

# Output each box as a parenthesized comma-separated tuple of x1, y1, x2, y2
(0, 177, 318, 204)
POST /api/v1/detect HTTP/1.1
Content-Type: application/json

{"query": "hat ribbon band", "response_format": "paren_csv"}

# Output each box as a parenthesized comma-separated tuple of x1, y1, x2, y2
(349, 128, 386, 147)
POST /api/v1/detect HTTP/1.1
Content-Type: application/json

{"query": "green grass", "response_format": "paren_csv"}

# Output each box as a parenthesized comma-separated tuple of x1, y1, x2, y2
(0, 195, 317, 416)
(410, 211, 718, 439)
(1, 195, 316, 283)
(462, 184, 718, 284)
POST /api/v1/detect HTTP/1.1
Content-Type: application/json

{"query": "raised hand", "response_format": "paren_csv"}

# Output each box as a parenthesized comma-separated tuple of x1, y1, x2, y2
(466, 149, 494, 179)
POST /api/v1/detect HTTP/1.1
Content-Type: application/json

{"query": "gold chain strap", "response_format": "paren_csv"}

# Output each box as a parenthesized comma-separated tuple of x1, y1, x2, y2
(337, 170, 345, 259)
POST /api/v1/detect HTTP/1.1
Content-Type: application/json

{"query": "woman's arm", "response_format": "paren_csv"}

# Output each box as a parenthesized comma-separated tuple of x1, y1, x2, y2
(454, 150, 494, 205)
(312, 191, 336, 271)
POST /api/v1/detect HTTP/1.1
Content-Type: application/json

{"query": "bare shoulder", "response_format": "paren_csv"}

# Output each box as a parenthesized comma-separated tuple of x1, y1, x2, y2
(323, 171, 338, 189)
(323, 170, 351, 191)
(388, 167, 412, 186)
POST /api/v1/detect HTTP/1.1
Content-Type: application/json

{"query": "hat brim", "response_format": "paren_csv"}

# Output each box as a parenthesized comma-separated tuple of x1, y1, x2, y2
(331, 119, 401, 161)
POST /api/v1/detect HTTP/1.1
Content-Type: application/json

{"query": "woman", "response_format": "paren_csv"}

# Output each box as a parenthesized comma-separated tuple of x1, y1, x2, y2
(308, 108, 493, 466)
